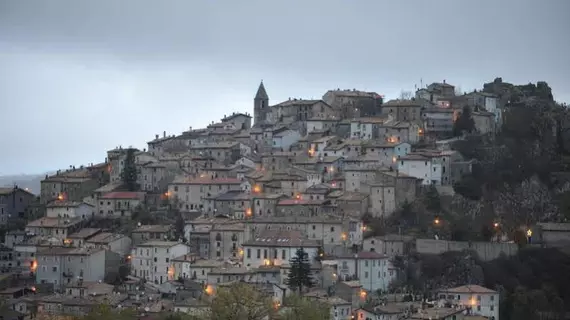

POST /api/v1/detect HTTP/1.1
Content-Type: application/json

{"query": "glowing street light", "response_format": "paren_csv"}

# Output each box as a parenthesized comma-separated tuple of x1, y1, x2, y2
(434, 218, 440, 225)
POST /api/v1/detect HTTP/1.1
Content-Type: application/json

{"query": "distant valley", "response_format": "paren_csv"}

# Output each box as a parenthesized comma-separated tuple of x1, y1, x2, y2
(0, 173, 52, 194)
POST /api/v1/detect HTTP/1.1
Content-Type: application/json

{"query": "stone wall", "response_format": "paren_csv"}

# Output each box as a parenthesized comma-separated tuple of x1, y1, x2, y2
(415, 238, 518, 261)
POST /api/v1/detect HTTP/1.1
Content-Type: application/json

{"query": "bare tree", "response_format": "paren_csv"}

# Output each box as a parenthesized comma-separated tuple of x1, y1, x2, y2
(450, 194, 482, 220)
(496, 176, 556, 229)
(399, 90, 413, 100)
(454, 86, 463, 96)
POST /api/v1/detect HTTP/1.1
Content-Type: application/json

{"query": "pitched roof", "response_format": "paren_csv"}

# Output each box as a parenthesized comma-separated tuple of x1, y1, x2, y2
(243, 230, 320, 247)
(440, 284, 497, 294)
(255, 81, 269, 100)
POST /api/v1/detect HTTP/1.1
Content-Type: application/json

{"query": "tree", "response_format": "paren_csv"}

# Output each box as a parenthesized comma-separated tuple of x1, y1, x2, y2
(496, 177, 555, 228)
(276, 295, 330, 320)
(453, 175, 483, 201)
(81, 304, 137, 320)
(424, 185, 441, 213)
(453, 106, 476, 136)
(175, 212, 186, 242)
(120, 148, 138, 191)
(285, 248, 315, 294)
(208, 282, 275, 320)
(316, 246, 325, 261)
(399, 90, 413, 100)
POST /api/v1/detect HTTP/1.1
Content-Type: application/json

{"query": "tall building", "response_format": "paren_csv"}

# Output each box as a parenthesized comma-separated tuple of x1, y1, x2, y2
(254, 81, 269, 124)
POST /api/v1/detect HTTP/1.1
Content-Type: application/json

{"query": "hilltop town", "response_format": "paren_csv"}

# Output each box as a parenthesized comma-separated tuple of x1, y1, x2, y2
(1, 78, 569, 320)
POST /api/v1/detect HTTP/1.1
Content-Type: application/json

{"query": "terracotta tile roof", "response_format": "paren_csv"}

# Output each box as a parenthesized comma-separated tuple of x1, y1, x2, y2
(440, 285, 497, 294)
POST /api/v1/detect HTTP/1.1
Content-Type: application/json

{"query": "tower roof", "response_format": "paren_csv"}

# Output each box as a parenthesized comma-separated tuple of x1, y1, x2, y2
(255, 81, 269, 100)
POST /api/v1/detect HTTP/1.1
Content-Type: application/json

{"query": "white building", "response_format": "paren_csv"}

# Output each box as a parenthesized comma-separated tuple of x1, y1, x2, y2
(350, 118, 388, 140)
(45, 201, 94, 220)
(398, 153, 443, 185)
(438, 285, 499, 320)
(336, 251, 397, 292)
(309, 136, 338, 158)
(131, 241, 190, 285)
(168, 177, 243, 212)
(97, 191, 144, 219)
(272, 128, 301, 150)
(361, 141, 411, 170)
(84, 232, 132, 256)
(242, 230, 320, 269)
(306, 118, 339, 133)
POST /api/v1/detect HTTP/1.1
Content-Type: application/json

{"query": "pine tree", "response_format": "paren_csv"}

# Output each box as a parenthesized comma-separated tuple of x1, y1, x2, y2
(121, 148, 138, 191)
(285, 248, 315, 294)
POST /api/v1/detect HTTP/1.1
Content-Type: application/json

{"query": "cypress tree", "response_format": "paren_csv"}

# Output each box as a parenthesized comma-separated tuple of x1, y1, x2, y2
(121, 148, 138, 191)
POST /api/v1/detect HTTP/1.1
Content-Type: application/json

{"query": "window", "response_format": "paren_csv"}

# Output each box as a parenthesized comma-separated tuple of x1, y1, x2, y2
(165, 258, 169, 263)
(331, 227, 335, 232)
(282, 250, 286, 259)
(490, 305, 494, 311)
(364, 260, 368, 267)
(247, 249, 251, 258)
(257, 249, 261, 259)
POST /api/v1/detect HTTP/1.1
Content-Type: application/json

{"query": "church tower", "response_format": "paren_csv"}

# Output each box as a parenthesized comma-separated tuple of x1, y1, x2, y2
(254, 81, 269, 124)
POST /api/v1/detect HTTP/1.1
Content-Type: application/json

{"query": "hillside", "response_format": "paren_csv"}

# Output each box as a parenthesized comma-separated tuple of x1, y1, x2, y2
(0, 173, 48, 194)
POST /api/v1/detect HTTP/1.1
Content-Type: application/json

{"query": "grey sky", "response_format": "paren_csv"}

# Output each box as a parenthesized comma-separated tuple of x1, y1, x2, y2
(1, 0, 569, 175)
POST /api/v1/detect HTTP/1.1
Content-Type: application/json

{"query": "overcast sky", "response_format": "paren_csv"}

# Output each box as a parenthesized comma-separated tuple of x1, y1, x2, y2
(0, 0, 569, 175)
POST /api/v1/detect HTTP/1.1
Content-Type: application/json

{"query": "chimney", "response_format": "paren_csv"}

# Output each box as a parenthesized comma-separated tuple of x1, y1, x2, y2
(163, 131, 166, 138)
(443, 79, 446, 84)
(155, 134, 159, 139)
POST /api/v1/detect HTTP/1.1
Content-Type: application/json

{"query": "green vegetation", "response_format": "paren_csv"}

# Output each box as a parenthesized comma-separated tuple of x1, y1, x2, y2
(285, 248, 316, 294)
(120, 148, 138, 191)
(452, 105, 475, 136)
(403, 248, 570, 320)
(276, 295, 331, 320)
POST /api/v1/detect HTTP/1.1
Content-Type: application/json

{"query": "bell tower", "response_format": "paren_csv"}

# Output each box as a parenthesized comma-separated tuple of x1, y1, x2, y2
(254, 81, 269, 124)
